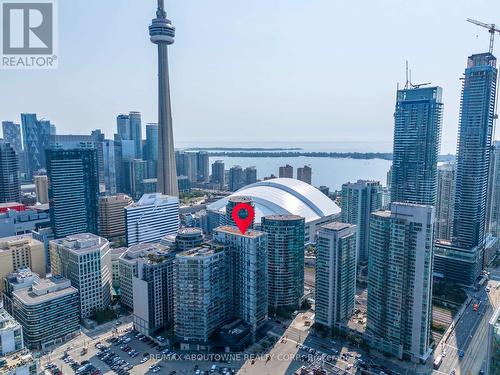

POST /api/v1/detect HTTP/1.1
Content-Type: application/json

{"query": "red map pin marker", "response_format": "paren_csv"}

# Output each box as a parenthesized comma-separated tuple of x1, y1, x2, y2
(231, 202, 255, 234)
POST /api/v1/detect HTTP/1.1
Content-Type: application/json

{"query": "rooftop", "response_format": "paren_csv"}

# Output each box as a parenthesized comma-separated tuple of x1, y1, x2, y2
(125, 193, 178, 208)
(0, 309, 20, 332)
(0, 234, 42, 251)
(0, 351, 36, 373)
(214, 225, 266, 239)
(13, 276, 77, 306)
(321, 222, 355, 231)
(52, 233, 108, 253)
(120, 243, 172, 264)
(177, 243, 224, 258)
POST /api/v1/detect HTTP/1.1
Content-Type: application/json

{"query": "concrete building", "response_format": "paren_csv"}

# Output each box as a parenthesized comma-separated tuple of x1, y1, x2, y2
(279, 164, 293, 179)
(12, 275, 79, 350)
(0, 309, 39, 375)
(174, 243, 229, 347)
(314, 223, 357, 332)
(99, 194, 133, 240)
(297, 165, 312, 185)
(435, 53, 498, 285)
(197, 151, 209, 182)
(34, 175, 48, 204)
(0, 140, 20, 204)
(0, 235, 46, 292)
(435, 163, 455, 241)
(244, 166, 257, 186)
(341, 180, 382, 263)
(110, 247, 127, 292)
(50, 233, 112, 318)
(3, 268, 40, 314)
(118, 243, 165, 310)
(0, 307, 24, 355)
(366, 203, 434, 362)
(261, 215, 305, 311)
(125, 193, 179, 246)
(132, 244, 177, 336)
(46, 148, 100, 239)
(149, 1, 178, 196)
(211, 160, 225, 190)
(228, 166, 244, 192)
(0, 205, 50, 238)
(213, 226, 268, 337)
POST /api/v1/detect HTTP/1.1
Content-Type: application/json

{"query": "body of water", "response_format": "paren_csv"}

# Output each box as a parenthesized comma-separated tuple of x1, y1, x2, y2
(208, 155, 392, 191)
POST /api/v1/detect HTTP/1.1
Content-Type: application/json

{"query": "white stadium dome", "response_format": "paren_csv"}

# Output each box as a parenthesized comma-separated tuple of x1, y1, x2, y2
(207, 178, 340, 241)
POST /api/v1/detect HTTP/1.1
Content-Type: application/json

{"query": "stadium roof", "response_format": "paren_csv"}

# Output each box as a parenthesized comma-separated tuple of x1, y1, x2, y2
(207, 178, 340, 223)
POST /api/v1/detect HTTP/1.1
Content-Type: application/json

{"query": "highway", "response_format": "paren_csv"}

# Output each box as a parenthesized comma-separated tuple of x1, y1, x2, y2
(433, 278, 499, 375)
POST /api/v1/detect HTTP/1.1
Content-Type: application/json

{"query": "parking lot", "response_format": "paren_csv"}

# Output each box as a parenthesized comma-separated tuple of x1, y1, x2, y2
(42, 328, 246, 375)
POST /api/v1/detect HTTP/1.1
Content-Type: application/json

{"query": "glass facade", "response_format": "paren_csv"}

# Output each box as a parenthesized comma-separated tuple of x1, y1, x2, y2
(391, 86, 443, 206)
(341, 180, 382, 263)
(367, 203, 434, 362)
(261, 215, 305, 311)
(46, 148, 100, 239)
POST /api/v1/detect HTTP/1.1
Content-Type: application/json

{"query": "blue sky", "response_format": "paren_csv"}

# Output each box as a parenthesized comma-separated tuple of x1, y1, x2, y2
(1, 0, 499, 153)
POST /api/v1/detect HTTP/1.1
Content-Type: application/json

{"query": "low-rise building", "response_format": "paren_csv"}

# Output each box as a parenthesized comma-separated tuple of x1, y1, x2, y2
(12, 275, 79, 350)
(0, 309, 38, 374)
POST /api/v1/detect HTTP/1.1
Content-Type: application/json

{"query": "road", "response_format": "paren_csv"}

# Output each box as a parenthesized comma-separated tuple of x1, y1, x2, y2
(433, 278, 499, 375)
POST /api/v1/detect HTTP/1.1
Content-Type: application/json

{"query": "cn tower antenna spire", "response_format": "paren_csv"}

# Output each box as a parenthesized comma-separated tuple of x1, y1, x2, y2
(156, 0, 166, 18)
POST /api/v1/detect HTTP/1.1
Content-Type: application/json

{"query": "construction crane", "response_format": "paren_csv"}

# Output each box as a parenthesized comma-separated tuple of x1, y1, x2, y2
(467, 18, 500, 54)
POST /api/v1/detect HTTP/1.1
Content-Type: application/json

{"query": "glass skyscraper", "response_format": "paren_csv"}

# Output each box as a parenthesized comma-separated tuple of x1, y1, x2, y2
(367, 202, 435, 362)
(46, 148, 100, 239)
(261, 215, 305, 311)
(315, 222, 357, 331)
(1, 121, 22, 154)
(391, 86, 443, 206)
(341, 180, 382, 263)
(129, 111, 142, 159)
(0, 140, 20, 203)
(435, 53, 498, 285)
(21, 113, 54, 177)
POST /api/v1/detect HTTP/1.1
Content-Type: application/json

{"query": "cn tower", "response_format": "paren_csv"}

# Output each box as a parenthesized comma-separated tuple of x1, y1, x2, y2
(149, 0, 178, 196)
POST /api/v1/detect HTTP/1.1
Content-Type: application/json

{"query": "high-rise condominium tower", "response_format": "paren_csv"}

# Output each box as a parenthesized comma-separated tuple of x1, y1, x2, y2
(0, 140, 20, 203)
(150, 0, 178, 196)
(315, 222, 357, 331)
(435, 53, 498, 285)
(341, 180, 382, 263)
(261, 215, 305, 311)
(46, 148, 100, 239)
(391, 86, 443, 206)
(367, 203, 434, 362)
